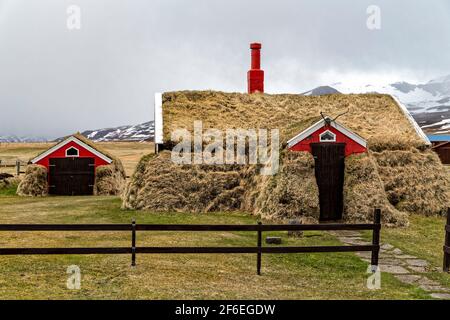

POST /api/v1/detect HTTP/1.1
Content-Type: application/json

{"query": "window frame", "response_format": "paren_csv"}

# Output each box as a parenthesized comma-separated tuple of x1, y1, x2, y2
(319, 130, 337, 142)
(65, 146, 80, 157)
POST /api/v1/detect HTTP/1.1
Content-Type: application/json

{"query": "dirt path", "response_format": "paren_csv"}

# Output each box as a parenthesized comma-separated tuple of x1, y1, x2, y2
(330, 230, 450, 299)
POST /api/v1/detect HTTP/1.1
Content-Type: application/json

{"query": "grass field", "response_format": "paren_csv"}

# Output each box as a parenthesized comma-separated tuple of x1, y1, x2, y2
(0, 193, 433, 300)
(0, 142, 448, 299)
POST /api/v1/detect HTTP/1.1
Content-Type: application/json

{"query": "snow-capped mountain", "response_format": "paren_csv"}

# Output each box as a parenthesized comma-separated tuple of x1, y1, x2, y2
(308, 75, 450, 134)
(0, 135, 50, 143)
(0, 122, 155, 143)
(81, 121, 154, 142)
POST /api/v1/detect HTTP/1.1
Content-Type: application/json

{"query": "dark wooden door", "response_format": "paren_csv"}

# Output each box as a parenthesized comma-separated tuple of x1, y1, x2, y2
(311, 143, 345, 221)
(49, 158, 95, 195)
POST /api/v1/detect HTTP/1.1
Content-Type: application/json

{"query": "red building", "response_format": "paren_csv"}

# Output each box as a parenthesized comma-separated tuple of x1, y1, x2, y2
(31, 134, 113, 195)
(432, 142, 450, 165)
(287, 117, 367, 221)
(287, 117, 367, 156)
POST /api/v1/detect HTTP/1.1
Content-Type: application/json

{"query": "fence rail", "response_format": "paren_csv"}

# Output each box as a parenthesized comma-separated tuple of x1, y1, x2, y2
(444, 208, 450, 272)
(0, 209, 382, 275)
(0, 159, 26, 176)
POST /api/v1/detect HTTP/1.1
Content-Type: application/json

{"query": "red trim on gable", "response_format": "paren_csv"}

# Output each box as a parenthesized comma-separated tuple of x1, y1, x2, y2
(34, 140, 110, 170)
(288, 125, 367, 156)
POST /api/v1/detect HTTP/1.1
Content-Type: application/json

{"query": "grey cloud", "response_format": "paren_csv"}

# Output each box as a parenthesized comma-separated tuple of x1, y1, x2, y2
(0, 0, 449, 137)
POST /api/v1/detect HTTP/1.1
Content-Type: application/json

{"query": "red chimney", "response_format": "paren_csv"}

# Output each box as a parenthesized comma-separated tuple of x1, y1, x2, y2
(247, 43, 264, 93)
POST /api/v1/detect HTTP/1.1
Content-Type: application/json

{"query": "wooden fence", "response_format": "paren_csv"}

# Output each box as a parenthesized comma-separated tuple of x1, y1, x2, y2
(444, 208, 450, 272)
(0, 160, 26, 176)
(0, 209, 382, 275)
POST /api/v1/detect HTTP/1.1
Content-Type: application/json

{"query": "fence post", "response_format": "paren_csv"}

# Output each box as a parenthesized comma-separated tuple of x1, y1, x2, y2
(131, 218, 136, 267)
(444, 208, 450, 272)
(257, 222, 262, 275)
(16, 160, 20, 176)
(371, 208, 381, 269)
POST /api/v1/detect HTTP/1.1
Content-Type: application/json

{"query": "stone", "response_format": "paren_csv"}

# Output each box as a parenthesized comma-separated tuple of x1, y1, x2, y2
(406, 259, 428, 267)
(430, 293, 450, 300)
(380, 258, 406, 266)
(330, 231, 361, 237)
(265, 237, 282, 245)
(381, 243, 394, 250)
(392, 248, 403, 255)
(407, 265, 428, 273)
(394, 274, 422, 285)
(416, 278, 449, 293)
(338, 237, 368, 245)
(379, 264, 410, 274)
(380, 253, 396, 259)
(417, 277, 440, 286)
(395, 254, 417, 259)
(287, 219, 303, 238)
(356, 252, 372, 259)
(419, 284, 450, 292)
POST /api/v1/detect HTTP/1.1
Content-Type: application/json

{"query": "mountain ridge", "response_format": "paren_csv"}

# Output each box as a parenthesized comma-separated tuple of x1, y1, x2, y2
(0, 121, 155, 143)
(306, 75, 450, 134)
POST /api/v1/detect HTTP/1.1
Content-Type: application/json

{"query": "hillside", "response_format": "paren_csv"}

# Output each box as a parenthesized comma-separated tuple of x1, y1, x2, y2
(0, 122, 154, 143)
(81, 121, 154, 142)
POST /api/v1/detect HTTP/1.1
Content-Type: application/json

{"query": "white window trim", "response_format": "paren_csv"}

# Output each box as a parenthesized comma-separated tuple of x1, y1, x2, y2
(319, 130, 336, 142)
(65, 146, 80, 157)
(287, 117, 367, 149)
(154, 92, 163, 144)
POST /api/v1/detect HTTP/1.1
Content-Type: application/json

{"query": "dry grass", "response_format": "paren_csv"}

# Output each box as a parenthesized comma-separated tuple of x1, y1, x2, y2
(343, 153, 408, 227)
(94, 162, 126, 196)
(162, 91, 424, 148)
(372, 149, 450, 216)
(246, 151, 320, 222)
(0, 142, 52, 175)
(16, 165, 48, 196)
(97, 142, 154, 177)
(122, 151, 249, 212)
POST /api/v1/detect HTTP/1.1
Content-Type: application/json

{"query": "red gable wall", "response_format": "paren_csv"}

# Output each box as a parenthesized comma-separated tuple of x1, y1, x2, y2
(35, 140, 110, 171)
(288, 125, 367, 156)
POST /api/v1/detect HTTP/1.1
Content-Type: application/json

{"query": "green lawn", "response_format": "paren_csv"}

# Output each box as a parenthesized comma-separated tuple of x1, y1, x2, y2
(0, 193, 437, 299)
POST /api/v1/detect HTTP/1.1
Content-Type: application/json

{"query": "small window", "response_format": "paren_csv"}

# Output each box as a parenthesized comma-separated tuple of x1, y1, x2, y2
(66, 147, 79, 157)
(319, 130, 336, 142)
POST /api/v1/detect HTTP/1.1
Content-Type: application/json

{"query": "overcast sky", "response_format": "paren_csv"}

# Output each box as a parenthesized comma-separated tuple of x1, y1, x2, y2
(0, 0, 449, 138)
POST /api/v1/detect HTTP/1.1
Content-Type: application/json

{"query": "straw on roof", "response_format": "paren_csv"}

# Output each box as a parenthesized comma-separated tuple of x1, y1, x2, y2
(122, 91, 450, 226)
